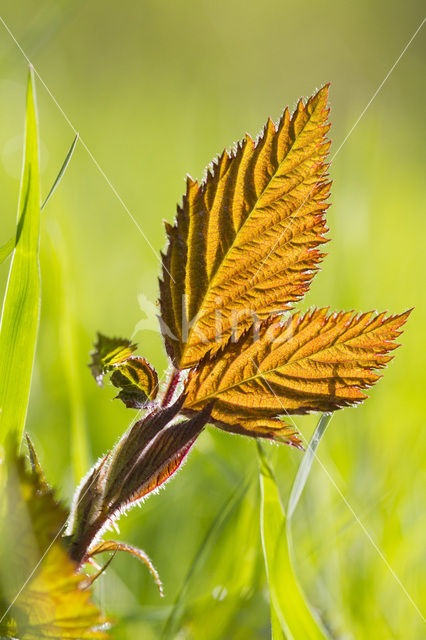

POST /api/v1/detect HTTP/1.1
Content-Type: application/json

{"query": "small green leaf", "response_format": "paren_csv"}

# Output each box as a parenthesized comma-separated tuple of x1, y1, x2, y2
(89, 333, 137, 385)
(110, 356, 158, 408)
(89, 333, 159, 408)
(0, 70, 41, 446)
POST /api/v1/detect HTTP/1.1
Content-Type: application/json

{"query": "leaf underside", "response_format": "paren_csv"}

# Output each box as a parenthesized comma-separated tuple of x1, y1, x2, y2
(160, 84, 331, 369)
(183, 308, 411, 443)
(89, 333, 137, 385)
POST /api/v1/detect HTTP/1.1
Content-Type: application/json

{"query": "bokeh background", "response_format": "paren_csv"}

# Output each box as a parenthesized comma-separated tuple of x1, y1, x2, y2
(0, 1, 425, 638)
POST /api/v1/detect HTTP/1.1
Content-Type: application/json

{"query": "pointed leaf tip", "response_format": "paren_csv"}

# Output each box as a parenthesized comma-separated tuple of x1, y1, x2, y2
(160, 85, 332, 368)
(89, 333, 138, 385)
(183, 308, 410, 443)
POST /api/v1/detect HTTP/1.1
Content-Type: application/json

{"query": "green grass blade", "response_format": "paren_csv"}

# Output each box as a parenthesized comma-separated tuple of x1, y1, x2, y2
(49, 220, 91, 482)
(0, 134, 78, 266)
(287, 413, 333, 521)
(162, 477, 250, 639)
(258, 423, 333, 639)
(0, 70, 40, 446)
(271, 596, 286, 640)
(40, 133, 79, 212)
(0, 238, 14, 265)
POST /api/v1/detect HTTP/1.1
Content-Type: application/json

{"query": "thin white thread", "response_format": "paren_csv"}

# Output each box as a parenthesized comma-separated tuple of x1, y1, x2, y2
(0, 455, 97, 624)
(250, 16, 425, 285)
(0, 15, 175, 283)
(328, 16, 425, 163)
(247, 18, 426, 619)
(251, 357, 426, 624)
(0, 7, 424, 627)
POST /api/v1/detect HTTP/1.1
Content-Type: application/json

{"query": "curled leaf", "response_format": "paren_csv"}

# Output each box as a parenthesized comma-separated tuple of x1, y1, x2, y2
(89, 334, 158, 408)
(104, 404, 212, 512)
(160, 85, 331, 368)
(183, 308, 411, 442)
(66, 452, 112, 559)
(110, 356, 158, 407)
(101, 398, 186, 508)
(89, 333, 137, 385)
(68, 401, 212, 565)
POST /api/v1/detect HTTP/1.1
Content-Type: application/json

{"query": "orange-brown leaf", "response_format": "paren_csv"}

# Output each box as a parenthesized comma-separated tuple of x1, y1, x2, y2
(160, 85, 331, 368)
(104, 403, 212, 512)
(208, 408, 303, 448)
(68, 401, 212, 565)
(183, 308, 411, 439)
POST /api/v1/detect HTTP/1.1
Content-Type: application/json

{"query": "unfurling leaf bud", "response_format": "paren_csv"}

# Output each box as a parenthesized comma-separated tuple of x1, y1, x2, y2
(67, 400, 211, 565)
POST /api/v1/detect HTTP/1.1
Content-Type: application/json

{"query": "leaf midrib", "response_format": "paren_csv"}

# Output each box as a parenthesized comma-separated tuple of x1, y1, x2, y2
(187, 315, 384, 405)
(182, 98, 324, 362)
(195, 211, 325, 320)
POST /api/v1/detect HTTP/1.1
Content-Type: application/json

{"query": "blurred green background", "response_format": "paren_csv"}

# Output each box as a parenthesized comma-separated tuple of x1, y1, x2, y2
(0, 1, 425, 638)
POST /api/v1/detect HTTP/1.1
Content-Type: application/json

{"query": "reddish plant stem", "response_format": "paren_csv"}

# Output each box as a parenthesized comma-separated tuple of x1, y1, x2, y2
(161, 369, 181, 407)
(68, 513, 107, 567)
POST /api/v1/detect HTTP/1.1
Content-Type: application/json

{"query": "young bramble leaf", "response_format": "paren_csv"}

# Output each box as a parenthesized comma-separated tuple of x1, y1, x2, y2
(160, 85, 331, 368)
(110, 356, 158, 408)
(68, 401, 212, 566)
(0, 445, 108, 639)
(108, 405, 211, 510)
(89, 333, 137, 385)
(183, 308, 411, 442)
(66, 452, 112, 562)
(100, 399, 206, 512)
(89, 334, 158, 407)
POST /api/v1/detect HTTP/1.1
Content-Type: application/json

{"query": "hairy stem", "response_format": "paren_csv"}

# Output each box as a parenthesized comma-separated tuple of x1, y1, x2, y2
(161, 369, 181, 407)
